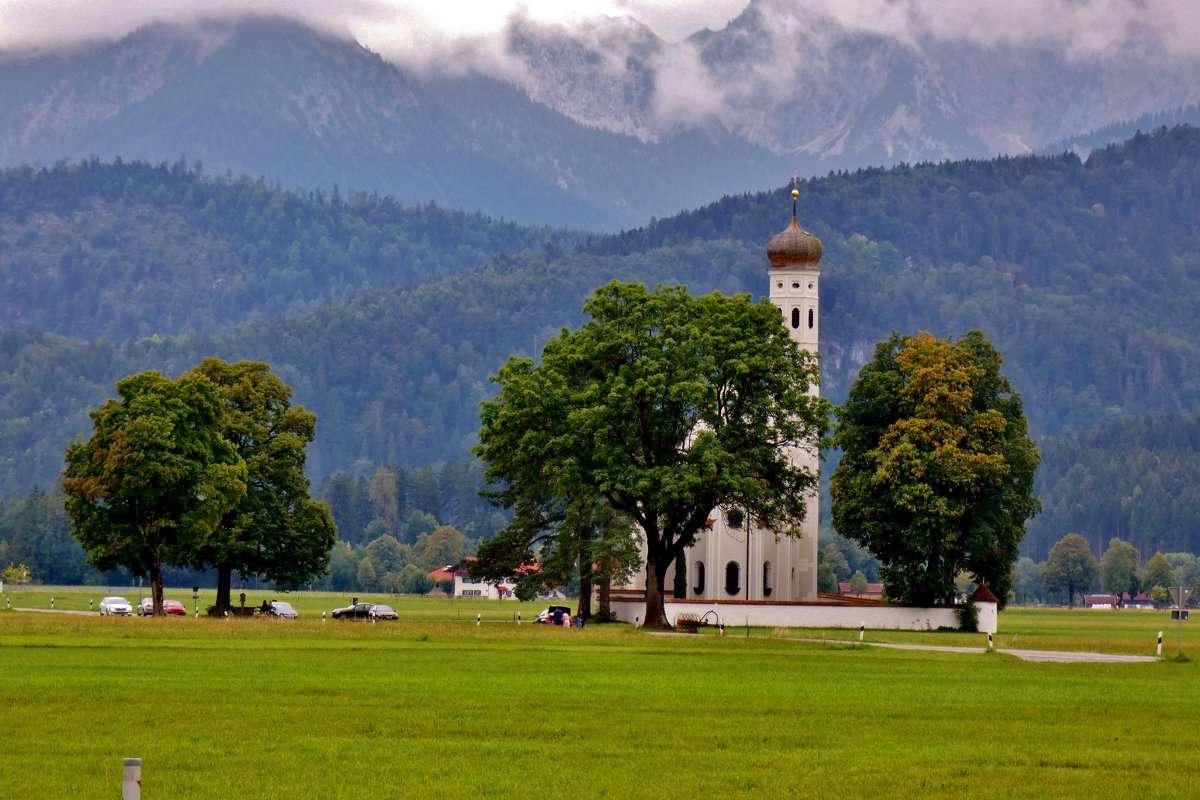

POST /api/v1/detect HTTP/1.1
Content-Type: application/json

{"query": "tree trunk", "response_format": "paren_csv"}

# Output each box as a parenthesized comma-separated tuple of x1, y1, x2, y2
(641, 551, 670, 629)
(598, 574, 611, 619)
(577, 540, 593, 620)
(150, 548, 164, 617)
(214, 562, 234, 614)
(577, 573, 593, 620)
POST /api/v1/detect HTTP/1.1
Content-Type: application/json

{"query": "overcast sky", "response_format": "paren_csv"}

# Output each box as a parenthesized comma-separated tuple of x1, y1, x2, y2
(2, 0, 1198, 60)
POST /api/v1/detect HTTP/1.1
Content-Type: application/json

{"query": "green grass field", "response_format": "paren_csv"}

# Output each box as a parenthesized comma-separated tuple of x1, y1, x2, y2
(2, 589, 1197, 799)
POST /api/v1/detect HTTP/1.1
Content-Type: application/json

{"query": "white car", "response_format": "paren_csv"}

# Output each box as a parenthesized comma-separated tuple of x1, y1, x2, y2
(99, 596, 133, 616)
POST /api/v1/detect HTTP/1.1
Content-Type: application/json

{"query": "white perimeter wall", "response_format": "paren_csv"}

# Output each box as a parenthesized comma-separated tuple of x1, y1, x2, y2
(609, 598, 998, 634)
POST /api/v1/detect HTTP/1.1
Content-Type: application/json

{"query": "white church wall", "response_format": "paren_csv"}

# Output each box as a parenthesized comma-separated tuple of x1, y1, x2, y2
(607, 597, 998, 634)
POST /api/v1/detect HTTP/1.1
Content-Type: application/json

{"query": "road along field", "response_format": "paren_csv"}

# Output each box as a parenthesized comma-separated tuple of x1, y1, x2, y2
(1, 604, 1196, 799)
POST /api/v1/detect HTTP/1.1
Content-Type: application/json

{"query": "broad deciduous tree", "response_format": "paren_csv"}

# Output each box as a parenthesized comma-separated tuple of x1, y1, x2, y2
(63, 371, 247, 612)
(184, 358, 336, 613)
(1142, 551, 1174, 594)
(475, 281, 827, 628)
(1099, 538, 1140, 604)
(1042, 533, 1098, 607)
(830, 330, 1040, 607)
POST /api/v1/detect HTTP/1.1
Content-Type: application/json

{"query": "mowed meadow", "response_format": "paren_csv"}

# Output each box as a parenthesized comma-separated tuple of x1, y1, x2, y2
(2, 589, 1197, 799)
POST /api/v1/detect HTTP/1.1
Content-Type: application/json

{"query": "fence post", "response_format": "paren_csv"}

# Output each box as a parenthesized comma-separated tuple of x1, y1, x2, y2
(122, 757, 141, 800)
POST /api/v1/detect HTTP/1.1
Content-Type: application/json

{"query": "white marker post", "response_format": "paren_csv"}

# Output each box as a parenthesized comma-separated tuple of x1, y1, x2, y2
(858, 622, 865, 642)
(988, 632, 993, 650)
(476, 613, 481, 627)
(122, 758, 141, 800)
(1157, 630, 1163, 657)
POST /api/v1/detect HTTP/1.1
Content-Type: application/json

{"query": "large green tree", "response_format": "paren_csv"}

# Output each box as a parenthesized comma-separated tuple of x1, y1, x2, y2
(63, 371, 247, 612)
(1142, 551, 1175, 594)
(830, 330, 1040, 607)
(475, 281, 827, 629)
(184, 358, 336, 614)
(1043, 533, 1099, 607)
(1099, 538, 1141, 604)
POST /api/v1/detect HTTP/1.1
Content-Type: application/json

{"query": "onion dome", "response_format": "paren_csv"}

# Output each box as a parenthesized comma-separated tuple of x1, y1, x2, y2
(766, 188, 822, 268)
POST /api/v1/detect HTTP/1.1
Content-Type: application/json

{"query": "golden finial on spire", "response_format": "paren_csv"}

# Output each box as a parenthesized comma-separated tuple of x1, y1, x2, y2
(791, 170, 800, 216)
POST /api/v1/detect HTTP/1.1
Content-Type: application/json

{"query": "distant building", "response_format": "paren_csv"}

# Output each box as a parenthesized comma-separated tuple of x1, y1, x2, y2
(837, 581, 885, 600)
(427, 560, 515, 600)
(1084, 592, 1154, 609)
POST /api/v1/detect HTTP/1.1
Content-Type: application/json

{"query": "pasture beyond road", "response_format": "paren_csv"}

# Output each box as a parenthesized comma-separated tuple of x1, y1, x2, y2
(1, 600, 1196, 799)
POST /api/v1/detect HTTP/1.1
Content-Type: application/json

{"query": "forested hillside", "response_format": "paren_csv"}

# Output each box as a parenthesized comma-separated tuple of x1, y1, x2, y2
(0, 159, 568, 339)
(3, 126, 1200, 562)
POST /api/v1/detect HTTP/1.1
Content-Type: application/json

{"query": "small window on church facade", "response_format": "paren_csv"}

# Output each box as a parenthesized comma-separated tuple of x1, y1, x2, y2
(693, 562, 705, 596)
(724, 561, 740, 596)
(808, 308, 814, 329)
(791, 308, 800, 329)
(792, 282, 800, 289)
(762, 561, 773, 597)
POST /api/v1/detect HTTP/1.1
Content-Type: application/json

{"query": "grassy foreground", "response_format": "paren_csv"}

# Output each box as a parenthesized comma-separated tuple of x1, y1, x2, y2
(1, 598, 1197, 799)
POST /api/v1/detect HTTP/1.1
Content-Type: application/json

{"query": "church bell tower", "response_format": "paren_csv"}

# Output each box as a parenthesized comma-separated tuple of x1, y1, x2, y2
(764, 183, 822, 598)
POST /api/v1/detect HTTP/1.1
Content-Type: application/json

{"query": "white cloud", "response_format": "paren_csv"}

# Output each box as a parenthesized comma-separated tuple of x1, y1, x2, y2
(4, 0, 1197, 62)
(806, 0, 1200, 60)
(0, 1, 754, 53)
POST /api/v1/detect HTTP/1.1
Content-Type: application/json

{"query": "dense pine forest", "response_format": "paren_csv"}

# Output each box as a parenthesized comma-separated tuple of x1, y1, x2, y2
(4, 126, 1200, 587)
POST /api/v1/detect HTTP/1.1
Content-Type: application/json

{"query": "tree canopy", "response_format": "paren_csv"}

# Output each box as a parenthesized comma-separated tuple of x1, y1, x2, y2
(1099, 538, 1140, 602)
(475, 281, 827, 628)
(183, 357, 336, 612)
(830, 330, 1040, 607)
(62, 370, 248, 612)
(1043, 533, 1099, 607)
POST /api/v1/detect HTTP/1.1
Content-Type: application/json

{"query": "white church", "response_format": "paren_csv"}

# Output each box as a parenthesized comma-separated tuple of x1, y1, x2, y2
(615, 188, 823, 606)
(607, 190, 999, 633)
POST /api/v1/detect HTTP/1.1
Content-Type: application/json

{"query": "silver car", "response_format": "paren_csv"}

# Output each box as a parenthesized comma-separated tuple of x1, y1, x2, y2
(99, 596, 133, 616)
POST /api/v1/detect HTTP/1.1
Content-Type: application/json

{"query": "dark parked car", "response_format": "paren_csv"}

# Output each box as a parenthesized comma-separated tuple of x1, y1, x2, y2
(331, 602, 378, 620)
(535, 605, 572, 625)
(331, 602, 398, 620)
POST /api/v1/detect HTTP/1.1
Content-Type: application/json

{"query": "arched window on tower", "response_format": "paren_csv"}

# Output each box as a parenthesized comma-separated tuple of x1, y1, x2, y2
(762, 561, 773, 597)
(808, 308, 814, 329)
(791, 308, 800, 329)
(693, 562, 706, 596)
(724, 561, 740, 596)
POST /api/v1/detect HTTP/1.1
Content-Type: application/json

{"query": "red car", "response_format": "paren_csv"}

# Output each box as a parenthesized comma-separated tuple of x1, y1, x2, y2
(163, 599, 188, 616)
(138, 598, 188, 616)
